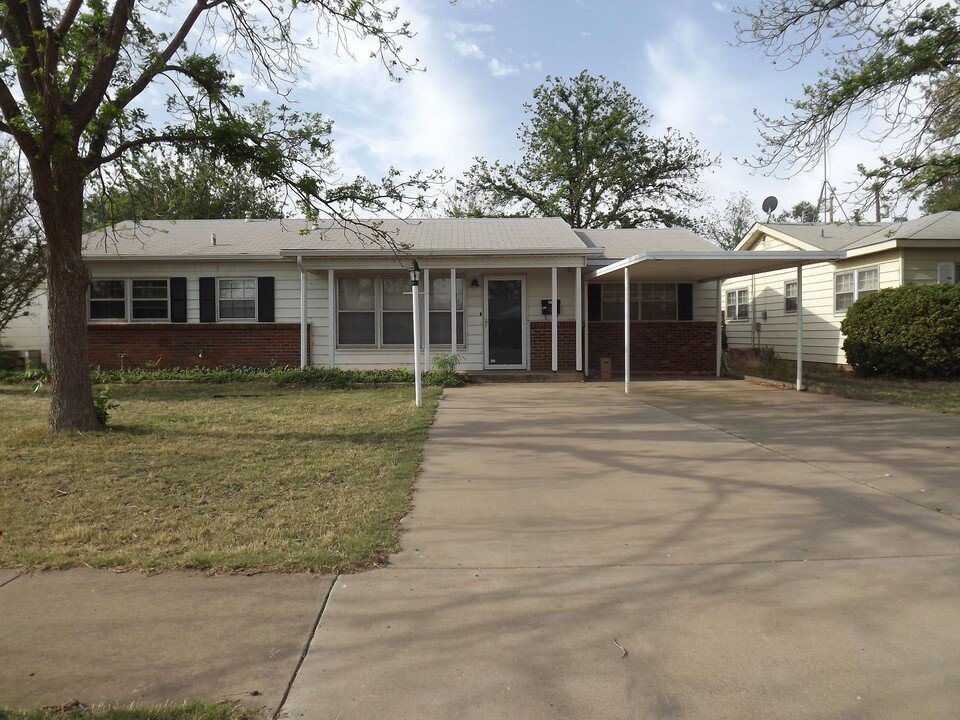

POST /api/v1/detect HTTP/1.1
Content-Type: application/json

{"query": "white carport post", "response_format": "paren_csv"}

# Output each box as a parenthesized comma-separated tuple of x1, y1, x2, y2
(796, 263, 804, 391)
(422, 268, 431, 371)
(624, 265, 631, 394)
(450, 268, 457, 355)
(715, 281, 722, 378)
(327, 269, 336, 368)
(575, 266, 583, 372)
(298, 256, 308, 368)
(551, 266, 558, 371)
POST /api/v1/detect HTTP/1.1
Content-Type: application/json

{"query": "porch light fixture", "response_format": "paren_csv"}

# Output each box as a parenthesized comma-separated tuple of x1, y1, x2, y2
(410, 260, 423, 407)
(470, 277, 479, 288)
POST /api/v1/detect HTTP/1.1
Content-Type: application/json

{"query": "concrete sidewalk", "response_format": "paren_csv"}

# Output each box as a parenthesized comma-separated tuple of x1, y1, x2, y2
(0, 570, 332, 716)
(281, 381, 960, 719)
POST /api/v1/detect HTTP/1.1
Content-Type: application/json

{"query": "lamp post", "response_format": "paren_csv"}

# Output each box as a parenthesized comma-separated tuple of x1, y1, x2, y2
(410, 260, 423, 407)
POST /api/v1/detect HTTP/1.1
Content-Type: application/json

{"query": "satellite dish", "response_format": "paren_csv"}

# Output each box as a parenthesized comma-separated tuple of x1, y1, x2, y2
(762, 196, 779, 215)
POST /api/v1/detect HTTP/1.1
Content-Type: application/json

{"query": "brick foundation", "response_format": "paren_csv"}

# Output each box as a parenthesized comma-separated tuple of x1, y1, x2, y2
(530, 321, 578, 371)
(588, 321, 715, 375)
(87, 323, 307, 369)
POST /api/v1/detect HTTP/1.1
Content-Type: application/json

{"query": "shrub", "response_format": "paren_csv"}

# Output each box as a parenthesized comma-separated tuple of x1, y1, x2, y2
(841, 284, 960, 378)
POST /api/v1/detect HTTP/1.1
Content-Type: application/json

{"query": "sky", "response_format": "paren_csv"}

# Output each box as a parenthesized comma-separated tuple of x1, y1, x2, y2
(241, 0, 902, 224)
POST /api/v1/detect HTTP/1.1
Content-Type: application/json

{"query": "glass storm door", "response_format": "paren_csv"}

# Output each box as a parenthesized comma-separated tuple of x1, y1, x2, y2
(485, 277, 526, 369)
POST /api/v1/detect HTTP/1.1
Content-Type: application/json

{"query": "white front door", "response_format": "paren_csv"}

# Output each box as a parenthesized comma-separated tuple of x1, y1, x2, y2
(484, 276, 527, 369)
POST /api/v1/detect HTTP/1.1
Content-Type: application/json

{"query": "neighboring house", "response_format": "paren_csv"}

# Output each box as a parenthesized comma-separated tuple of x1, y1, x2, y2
(723, 211, 960, 367)
(1, 217, 731, 375)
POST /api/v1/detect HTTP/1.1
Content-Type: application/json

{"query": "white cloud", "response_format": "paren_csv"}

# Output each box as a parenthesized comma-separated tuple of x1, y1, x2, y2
(454, 40, 486, 59)
(488, 58, 520, 77)
(711, 1, 727, 11)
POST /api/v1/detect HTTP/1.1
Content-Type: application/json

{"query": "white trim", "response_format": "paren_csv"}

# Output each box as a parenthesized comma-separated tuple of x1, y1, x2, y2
(298, 257, 307, 368)
(422, 268, 431, 371)
(796, 264, 804, 391)
(715, 281, 722, 378)
(589, 250, 844, 282)
(327, 269, 335, 368)
(216, 277, 257, 322)
(834, 265, 880, 314)
(624, 266, 630, 394)
(784, 278, 798, 315)
(450, 268, 457, 356)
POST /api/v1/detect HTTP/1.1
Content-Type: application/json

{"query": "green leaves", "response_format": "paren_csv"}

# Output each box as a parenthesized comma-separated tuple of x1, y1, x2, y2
(460, 71, 715, 229)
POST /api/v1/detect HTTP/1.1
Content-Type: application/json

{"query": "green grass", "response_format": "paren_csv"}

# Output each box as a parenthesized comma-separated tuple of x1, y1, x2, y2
(0, 383, 440, 572)
(729, 355, 960, 414)
(0, 701, 258, 719)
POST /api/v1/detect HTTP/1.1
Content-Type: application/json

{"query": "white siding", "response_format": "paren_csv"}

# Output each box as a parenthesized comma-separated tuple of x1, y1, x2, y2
(722, 249, 902, 365)
(0, 284, 48, 364)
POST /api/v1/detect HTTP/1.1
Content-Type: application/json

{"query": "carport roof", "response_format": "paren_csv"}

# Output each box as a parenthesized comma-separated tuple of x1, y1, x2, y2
(588, 250, 844, 283)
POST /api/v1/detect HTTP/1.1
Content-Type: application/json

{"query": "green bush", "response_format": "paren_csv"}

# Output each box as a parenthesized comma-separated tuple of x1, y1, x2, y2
(841, 284, 960, 378)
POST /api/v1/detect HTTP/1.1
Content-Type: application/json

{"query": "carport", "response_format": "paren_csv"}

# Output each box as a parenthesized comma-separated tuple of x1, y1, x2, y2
(587, 250, 843, 393)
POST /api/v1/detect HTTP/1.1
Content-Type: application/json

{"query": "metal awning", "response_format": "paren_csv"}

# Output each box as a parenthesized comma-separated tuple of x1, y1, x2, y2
(587, 251, 844, 282)
(586, 250, 845, 395)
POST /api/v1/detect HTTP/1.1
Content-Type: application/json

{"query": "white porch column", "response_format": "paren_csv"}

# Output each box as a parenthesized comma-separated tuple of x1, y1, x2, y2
(796, 264, 804, 391)
(624, 265, 630, 394)
(422, 268, 431, 371)
(327, 268, 336, 368)
(450, 268, 457, 355)
(715, 280, 722, 378)
(298, 257, 308, 368)
(551, 266, 558, 372)
(575, 266, 583, 372)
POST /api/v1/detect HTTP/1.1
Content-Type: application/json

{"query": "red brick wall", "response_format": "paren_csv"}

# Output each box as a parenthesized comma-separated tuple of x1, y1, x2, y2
(588, 321, 715, 375)
(530, 321, 578, 371)
(87, 323, 307, 369)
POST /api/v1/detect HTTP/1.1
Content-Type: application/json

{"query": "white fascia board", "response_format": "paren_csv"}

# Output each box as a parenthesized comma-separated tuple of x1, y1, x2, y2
(279, 247, 602, 258)
(733, 222, 766, 251)
(843, 239, 899, 258)
(84, 254, 289, 262)
(739, 224, 825, 252)
(587, 250, 845, 281)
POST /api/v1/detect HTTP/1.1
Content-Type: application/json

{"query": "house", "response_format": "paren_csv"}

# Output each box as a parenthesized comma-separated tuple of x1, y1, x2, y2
(0, 218, 716, 375)
(723, 211, 960, 368)
(2, 216, 845, 380)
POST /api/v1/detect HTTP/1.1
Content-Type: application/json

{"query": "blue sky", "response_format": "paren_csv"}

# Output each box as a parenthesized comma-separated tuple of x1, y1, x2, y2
(273, 0, 896, 223)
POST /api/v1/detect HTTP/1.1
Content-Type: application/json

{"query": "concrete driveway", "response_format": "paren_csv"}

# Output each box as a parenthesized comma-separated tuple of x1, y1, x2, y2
(282, 380, 960, 719)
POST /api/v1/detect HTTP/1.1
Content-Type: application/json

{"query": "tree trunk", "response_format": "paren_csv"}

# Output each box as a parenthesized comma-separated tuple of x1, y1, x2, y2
(34, 160, 99, 432)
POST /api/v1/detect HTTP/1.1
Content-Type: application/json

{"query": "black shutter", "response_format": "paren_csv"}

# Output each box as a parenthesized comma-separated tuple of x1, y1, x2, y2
(257, 276, 275, 322)
(587, 283, 602, 322)
(199, 277, 216, 322)
(170, 277, 187, 323)
(678, 283, 694, 321)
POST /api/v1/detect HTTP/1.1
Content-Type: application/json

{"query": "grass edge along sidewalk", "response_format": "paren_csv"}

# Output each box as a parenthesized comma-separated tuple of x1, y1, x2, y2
(0, 383, 441, 574)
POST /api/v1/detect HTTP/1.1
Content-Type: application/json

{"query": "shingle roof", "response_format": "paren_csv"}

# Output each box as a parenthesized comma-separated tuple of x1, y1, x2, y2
(575, 227, 716, 259)
(82, 217, 593, 258)
(761, 211, 960, 251)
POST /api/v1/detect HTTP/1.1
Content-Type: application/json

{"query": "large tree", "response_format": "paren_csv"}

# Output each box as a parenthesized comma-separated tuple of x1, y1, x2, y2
(700, 192, 757, 250)
(0, 141, 43, 335)
(0, 0, 437, 432)
(776, 200, 820, 223)
(84, 149, 286, 228)
(736, 1, 960, 207)
(459, 71, 716, 229)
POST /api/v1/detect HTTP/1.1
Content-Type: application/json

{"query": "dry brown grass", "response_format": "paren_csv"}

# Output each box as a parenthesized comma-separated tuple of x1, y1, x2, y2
(0, 383, 439, 573)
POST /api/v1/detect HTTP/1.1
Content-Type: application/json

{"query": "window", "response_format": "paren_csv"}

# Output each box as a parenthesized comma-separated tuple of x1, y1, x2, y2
(381, 276, 414, 345)
(641, 283, 677, 321)
(726, 288, 749, 321)
(89, 280, 126, 320)
(784, 281, 798, 314)
(338, 277, 376, 345)
(835, 267, 879, 312)
(600, 283, 638, 321)
(132, 279, 169, 320)
(429, 276, 465, 346)
(218, 278, 256, 320)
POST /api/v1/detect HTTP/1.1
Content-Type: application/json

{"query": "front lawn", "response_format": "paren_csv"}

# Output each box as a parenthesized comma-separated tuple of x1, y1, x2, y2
(0, 701, 258, 720)
(0, 383, 439, 572)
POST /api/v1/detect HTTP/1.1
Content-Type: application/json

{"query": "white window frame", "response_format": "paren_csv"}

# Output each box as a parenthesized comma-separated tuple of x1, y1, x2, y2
(835, 266, 879, 314)
(428, 275, 466, 347)
(725, 288, 749, 321)
(784, 280, 798, 315)
(337, 274, 468, 349)
(217, 277, 257, 321)
(130, 278, 170, 322)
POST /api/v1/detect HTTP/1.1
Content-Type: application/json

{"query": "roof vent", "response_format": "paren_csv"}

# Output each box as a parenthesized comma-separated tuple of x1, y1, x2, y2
(211, 233, 217, 247)
(244, 211, 252, 222)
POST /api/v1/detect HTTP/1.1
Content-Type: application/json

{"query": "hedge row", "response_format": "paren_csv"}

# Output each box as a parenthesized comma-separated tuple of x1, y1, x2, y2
(0, 365, 472, 388)
(841, 284, 960, 378)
